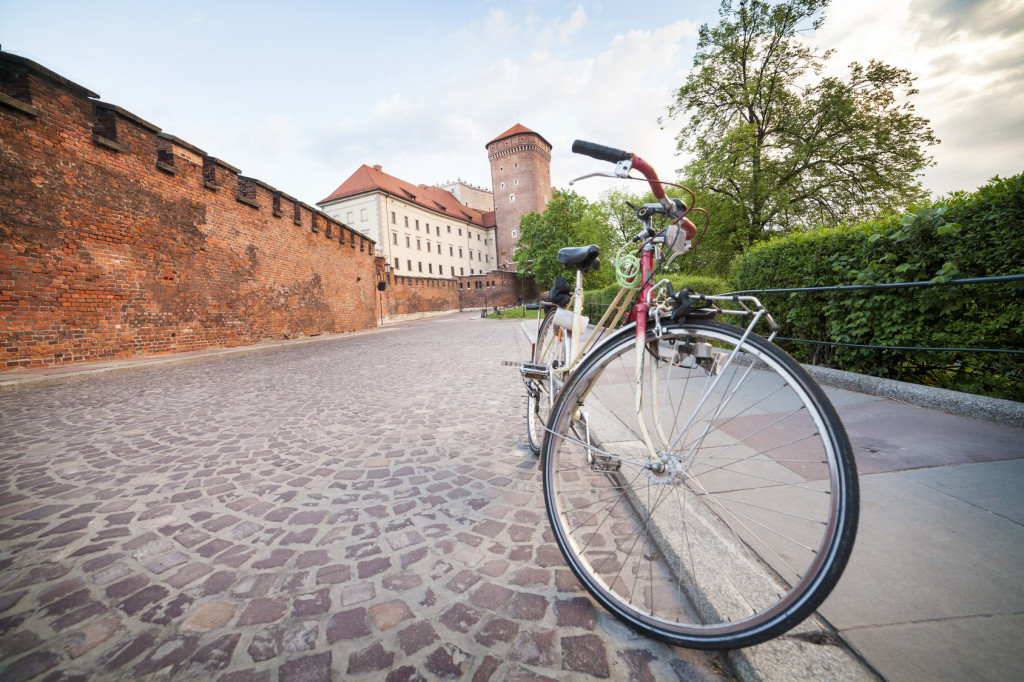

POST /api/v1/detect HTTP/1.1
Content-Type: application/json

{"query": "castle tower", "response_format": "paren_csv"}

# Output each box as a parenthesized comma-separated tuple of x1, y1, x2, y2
(486, 124, 552, 269)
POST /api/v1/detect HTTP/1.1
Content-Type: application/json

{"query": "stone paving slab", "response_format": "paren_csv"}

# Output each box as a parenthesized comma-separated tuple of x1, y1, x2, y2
(0, 313, 733, 681)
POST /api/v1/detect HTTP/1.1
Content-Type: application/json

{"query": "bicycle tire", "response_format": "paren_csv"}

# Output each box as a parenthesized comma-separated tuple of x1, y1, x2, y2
(526, 311, 571, 455)
(540, 319, 858, 649)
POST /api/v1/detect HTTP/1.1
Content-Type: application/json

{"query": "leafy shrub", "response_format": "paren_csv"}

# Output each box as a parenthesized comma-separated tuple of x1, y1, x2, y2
(728, 173, 1024, 400)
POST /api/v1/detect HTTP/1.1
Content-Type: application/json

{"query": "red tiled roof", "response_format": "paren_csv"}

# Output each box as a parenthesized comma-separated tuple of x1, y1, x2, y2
(318, 165, 490, 228)
(486, 123, 552, 150)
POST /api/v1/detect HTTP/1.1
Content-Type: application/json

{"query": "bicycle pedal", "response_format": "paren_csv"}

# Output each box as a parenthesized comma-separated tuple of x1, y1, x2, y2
(589, 453, 620, 473)
(520, 362, 548, 380)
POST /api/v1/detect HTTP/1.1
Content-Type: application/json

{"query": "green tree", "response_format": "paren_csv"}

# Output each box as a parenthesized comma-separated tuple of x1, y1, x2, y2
(513, 189, 618, 290)
(665, 0, 938, 248)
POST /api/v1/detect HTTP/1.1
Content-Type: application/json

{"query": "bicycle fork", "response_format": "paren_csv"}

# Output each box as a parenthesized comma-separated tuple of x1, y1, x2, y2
(631, 247, 666, 472)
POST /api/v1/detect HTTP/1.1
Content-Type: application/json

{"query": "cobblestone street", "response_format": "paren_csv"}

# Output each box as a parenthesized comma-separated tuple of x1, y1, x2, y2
(0, 312, 729, 681)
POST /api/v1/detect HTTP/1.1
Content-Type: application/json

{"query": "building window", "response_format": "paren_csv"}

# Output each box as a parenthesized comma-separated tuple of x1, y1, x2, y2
(417, 239, 421, 250)
(460, 268, 464, 275)
(477, 234, 481, 241)
(512, 229, 517, 238)
(394, 257, 399, 270)
(361, 208, 368, 220)
(458, 228, 462, 236)
(416, 220, 420, 230)
(447, 225, 451, 233)
(404, 216, 409, 227)
(514, 179, 519, 185)
(407, 259, 412, 270)
(435, 225, 440, 236)
(510, 194, 515, 203)
(459, 248, 463, 257)
(418, 262, 423, 272)
(500, 182, 505, 189)
(392, 233, 398, 245)
(391, 211, 396, 223)
(429, 264, 433, 274)
(406, 235, 411, 247)
(449, 246, 453, 256)
(346, 211, 353, 223)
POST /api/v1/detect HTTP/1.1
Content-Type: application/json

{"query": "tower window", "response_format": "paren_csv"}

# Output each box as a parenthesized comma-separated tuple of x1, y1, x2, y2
(510, 194, 515, 203)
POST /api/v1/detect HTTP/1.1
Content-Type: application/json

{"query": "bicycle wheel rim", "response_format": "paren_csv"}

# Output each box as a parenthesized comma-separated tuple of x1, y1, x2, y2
(541, 320, 858, 649)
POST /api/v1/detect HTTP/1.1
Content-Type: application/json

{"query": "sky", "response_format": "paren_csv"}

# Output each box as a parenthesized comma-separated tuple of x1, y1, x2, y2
(2, 0, 1022, 208)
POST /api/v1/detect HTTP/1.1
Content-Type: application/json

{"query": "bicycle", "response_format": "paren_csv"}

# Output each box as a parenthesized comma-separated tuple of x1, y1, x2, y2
(521, 140, 859, 650)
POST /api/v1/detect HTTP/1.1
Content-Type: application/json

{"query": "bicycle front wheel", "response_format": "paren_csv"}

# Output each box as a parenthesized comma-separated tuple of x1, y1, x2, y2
(541, 319, 858, 649)
(526, 311, 571, 454)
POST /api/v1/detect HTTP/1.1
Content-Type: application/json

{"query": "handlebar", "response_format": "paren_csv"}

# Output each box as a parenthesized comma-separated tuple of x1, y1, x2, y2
(572, 139, 696, 242)
(572, 139, 667, 202)
(571, 140, 631, 164)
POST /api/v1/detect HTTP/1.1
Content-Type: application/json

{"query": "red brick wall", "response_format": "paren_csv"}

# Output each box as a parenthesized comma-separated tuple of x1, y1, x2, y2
(1, 52, 378, 370)
(380, 271, 458, 319)
(457, 269, 539, 310)
(377, 267, 539, 320)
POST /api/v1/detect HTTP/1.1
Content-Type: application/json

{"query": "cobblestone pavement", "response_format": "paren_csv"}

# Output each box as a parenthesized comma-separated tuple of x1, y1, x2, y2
(0, 312, 730, 681)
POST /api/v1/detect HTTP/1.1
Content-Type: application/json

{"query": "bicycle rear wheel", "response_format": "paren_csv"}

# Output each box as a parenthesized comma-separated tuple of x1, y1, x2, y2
(541, 319, 858, 649)
(526, 311, 571, 454)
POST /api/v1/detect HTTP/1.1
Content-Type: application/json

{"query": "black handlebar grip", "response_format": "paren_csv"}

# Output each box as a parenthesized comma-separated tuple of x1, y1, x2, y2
(572, 140, 632, 164)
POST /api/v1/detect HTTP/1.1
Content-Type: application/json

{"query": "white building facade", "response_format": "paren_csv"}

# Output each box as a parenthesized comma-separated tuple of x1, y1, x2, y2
(318, 165, 498, 279)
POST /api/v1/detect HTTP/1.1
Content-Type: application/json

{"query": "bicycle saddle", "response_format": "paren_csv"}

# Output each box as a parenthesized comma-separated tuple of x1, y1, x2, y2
(558, 245, 600, 271)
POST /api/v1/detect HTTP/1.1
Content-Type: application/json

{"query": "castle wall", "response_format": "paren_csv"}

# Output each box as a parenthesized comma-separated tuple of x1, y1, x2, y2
(377, 266, 539, 321)
(456, 269, 539, 310)
(0, 52, 378, 370)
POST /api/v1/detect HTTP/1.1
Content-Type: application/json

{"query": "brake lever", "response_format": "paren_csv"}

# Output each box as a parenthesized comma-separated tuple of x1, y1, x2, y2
(568, 171, 618, 186)
(568, 158, 634, 186)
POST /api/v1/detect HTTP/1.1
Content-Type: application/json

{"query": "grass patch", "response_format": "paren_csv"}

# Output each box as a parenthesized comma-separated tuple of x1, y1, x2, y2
(483, 306, 544, 320)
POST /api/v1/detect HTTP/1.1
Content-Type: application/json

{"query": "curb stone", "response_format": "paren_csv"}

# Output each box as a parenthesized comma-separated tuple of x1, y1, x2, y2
(801, 364, 1024, 428)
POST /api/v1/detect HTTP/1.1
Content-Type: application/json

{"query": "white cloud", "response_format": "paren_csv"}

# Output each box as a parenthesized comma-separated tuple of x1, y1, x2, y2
(815, 0, 1024, 195)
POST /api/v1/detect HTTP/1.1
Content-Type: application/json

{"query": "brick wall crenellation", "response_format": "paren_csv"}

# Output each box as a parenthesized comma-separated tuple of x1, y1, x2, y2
(1, 51, 378, 370)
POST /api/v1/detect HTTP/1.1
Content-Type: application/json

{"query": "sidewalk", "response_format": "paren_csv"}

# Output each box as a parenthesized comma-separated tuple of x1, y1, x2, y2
(519, 319, 1024, 681)
(817, 390, 1024, 681)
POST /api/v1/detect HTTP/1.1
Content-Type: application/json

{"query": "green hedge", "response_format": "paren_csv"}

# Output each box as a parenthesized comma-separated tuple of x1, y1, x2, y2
(728, 173, 1024, 401)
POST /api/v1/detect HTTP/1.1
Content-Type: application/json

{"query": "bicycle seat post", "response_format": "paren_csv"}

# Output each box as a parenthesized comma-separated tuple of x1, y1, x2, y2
(571, 267, 585, 363)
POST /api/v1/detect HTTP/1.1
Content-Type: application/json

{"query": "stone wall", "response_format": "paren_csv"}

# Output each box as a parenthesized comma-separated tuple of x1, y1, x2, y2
(0, 52, 378, 370)
(377, 267, 538, 322)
